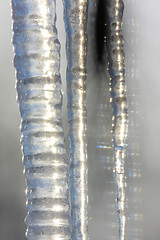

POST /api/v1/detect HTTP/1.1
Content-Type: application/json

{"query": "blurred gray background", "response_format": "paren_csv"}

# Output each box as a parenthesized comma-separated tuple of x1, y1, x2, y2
(0, 0, 160, 239)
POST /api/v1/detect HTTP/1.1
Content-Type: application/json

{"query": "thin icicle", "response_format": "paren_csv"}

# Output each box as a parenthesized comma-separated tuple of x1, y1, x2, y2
(11, 0, 71, 239)
(105, 1, 128, 239)
(62, 1, 89, 239)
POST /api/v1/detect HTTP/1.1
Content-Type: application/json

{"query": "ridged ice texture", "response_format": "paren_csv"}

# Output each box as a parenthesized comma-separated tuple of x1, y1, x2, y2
(62, 1, 88, 239)
(11, 0, 71, 239)
(105, 1, 128, 240)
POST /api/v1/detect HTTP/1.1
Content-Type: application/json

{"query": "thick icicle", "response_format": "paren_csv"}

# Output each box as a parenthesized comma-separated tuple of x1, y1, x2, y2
(62, 1, 88, 239)
(105, 1, 128, 239)
(11, 0, 71, 239)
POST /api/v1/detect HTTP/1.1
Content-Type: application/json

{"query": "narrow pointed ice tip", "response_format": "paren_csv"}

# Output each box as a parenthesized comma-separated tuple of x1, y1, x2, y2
(62, 0, 89, 239)
(11, 0, 72, 239)
(105, 1, 127, 240)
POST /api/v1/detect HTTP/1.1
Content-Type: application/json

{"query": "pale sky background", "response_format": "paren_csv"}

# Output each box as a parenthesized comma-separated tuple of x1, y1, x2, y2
(0, 0, 160, 239)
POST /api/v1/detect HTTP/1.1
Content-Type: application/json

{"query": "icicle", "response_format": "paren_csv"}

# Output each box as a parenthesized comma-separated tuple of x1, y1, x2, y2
(11, 0, 71, 239)
(105, 1, 128, 239)
(62, 1, 89, 239)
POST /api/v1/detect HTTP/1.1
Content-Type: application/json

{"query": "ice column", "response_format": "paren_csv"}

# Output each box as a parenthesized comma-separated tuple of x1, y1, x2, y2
(62, 1, 88, 239)
(11, 0, 71, 239)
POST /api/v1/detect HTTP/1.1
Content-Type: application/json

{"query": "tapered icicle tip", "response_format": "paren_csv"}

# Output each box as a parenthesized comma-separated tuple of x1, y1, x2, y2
(11, 0, 72, 239)
(105, 1, 127, 239)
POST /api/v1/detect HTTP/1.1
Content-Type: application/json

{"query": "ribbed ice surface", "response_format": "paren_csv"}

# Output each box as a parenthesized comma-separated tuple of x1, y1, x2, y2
(11, 0, 71, 239)
(105, 1, 128, 239)
(62, 1, 88, 239)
